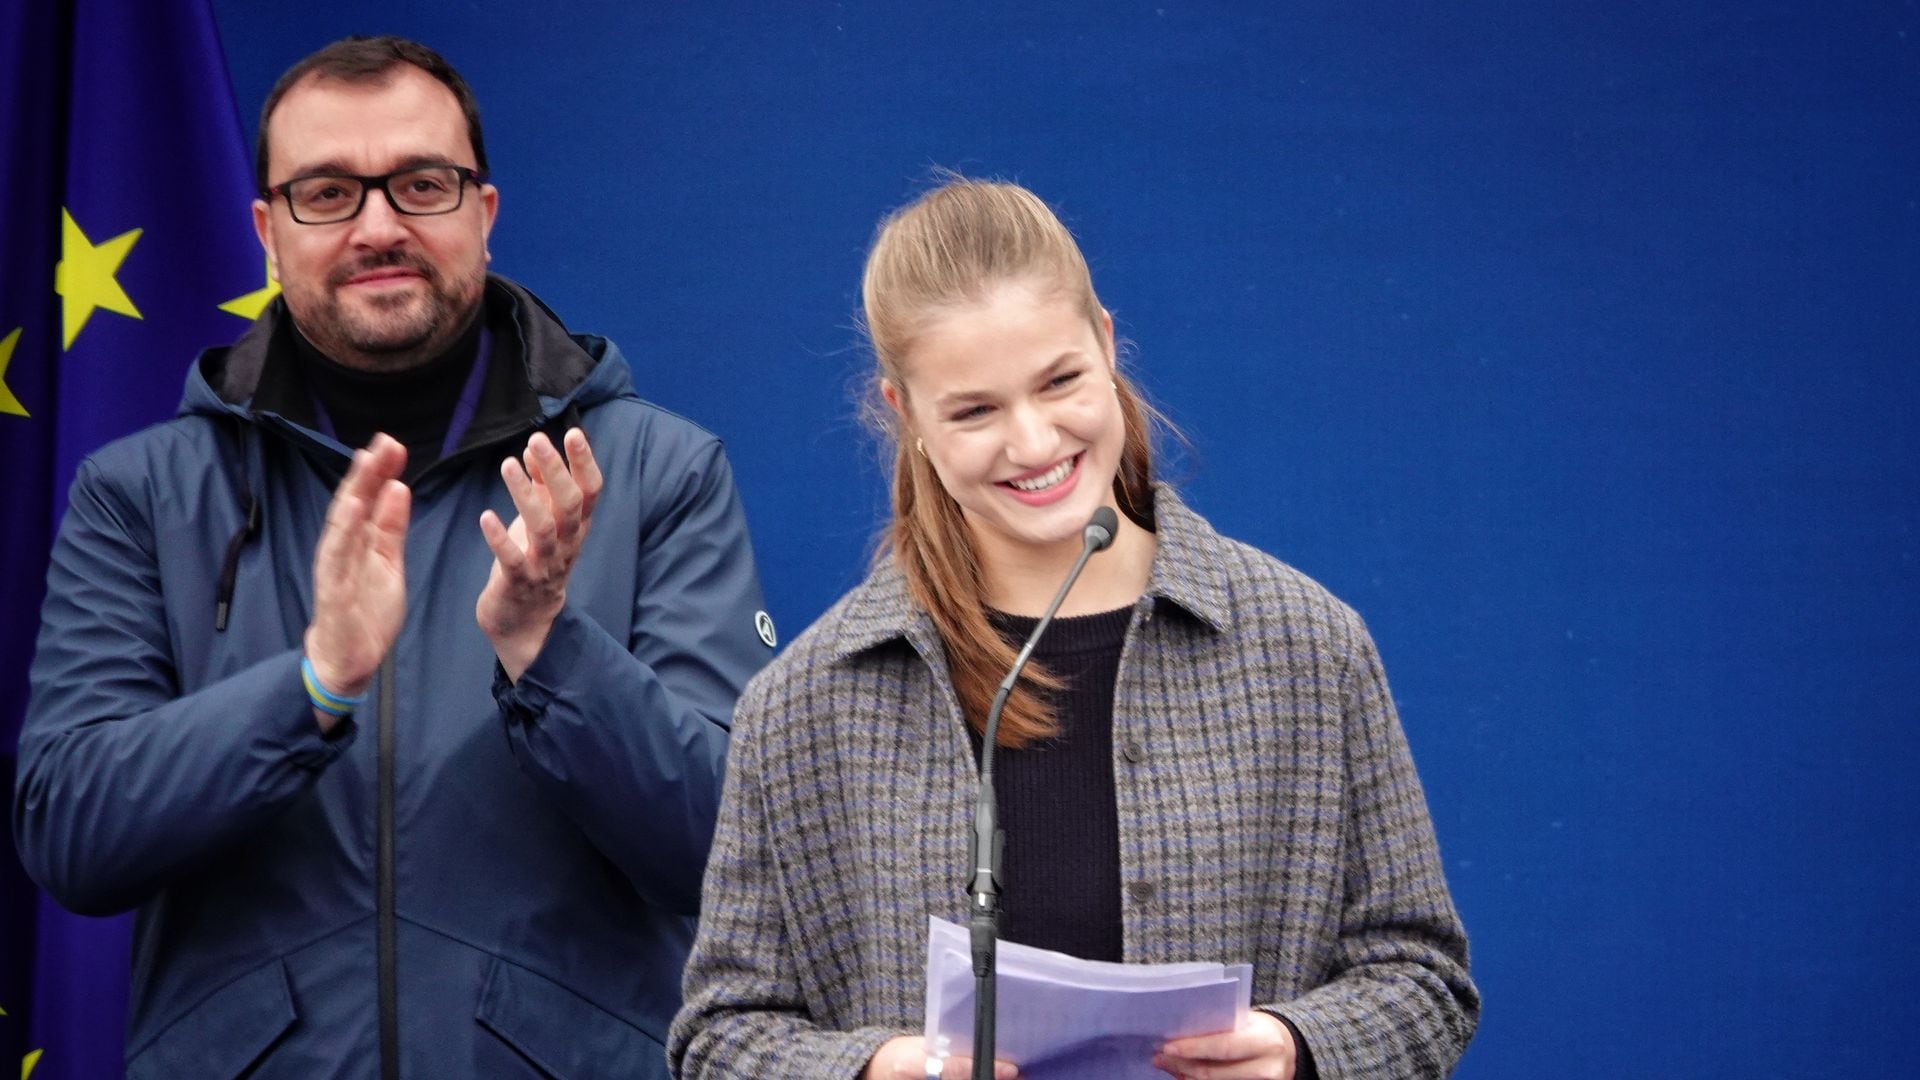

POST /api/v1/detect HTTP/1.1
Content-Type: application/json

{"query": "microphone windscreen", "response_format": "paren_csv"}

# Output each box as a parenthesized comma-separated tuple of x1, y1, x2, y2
(1085, 506, 1119, 551)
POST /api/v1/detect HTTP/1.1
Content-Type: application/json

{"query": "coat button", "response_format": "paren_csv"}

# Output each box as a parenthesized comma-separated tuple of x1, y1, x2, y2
(1122, 740, 1147, 763)
(1127, 880, 1156, 903)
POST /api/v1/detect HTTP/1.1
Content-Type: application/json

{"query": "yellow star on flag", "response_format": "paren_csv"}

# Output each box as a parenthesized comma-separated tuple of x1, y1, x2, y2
(218, 255, 281, 321)
(23, 1048, 43, 1080)
(55, 208, 143, 350)
(0, 328, 29, 417)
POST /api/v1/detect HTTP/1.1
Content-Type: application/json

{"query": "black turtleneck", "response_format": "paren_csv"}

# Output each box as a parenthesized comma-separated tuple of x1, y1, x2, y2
(289, 315, 483, 478)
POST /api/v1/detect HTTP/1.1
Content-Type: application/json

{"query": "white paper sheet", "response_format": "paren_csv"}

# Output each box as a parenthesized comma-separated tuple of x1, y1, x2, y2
(922, 916, 1253, 1080)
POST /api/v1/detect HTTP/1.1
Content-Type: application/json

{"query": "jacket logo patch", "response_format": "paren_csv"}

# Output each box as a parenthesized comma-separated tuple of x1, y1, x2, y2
(754, 610, 777, 649)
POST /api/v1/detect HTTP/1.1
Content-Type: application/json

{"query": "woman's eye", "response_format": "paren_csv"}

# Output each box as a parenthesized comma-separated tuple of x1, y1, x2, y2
(1048, 371, 1081, 389)
(951, 405, 991, 422)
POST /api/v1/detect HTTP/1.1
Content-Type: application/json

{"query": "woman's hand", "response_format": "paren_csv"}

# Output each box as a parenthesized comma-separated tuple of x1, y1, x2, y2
(1152, 1010, 1297, 1080)
(864, 1036, 1019, 1080)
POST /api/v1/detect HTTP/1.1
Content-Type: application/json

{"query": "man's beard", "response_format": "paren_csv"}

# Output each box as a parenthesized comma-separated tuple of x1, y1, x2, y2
(299, 250, 484, 372)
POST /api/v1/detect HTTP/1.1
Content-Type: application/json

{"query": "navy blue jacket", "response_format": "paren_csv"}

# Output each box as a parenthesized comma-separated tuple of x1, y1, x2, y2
(13, 278, 773, 1079)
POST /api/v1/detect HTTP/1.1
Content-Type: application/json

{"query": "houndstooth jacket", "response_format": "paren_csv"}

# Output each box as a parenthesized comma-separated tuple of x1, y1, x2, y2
(669, 486, 1478, 1078)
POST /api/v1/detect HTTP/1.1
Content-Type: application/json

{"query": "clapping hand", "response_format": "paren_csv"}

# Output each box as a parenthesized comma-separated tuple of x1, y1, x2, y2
(303, 434, 410, 732)
(476, 428, 603, 681)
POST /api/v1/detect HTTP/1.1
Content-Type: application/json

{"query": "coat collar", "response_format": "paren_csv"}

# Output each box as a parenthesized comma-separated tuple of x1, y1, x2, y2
(178, 274, 624, 425)
(821, 484, 1233, 664)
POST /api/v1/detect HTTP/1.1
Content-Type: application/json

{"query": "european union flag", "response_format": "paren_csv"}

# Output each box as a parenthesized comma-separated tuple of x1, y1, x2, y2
(1, 1, 269, 1076)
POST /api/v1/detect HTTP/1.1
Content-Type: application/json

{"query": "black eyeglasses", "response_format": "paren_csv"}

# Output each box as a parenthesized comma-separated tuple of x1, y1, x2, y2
(267, 165, 485, 225)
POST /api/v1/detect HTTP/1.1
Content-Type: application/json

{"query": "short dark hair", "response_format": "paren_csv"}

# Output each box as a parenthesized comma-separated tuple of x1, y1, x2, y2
(255, 35, 489, 194)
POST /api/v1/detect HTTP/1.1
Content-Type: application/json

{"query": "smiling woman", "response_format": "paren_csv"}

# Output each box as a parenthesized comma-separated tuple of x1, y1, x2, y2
(868, 182, 1161, 750)
(882, 279, 1144, 607)
(669, 178, 1480, 1080)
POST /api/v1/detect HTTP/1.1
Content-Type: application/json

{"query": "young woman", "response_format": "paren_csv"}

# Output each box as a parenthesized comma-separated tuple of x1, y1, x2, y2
(669, 180, 1478, 1080)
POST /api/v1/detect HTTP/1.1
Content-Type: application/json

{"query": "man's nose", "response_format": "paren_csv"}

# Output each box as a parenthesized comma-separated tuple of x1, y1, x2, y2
(348, 189, 409, 247)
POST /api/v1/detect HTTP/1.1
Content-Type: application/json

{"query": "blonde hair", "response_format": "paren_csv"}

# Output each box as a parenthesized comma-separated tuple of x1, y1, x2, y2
(862, 178, 1157, 748)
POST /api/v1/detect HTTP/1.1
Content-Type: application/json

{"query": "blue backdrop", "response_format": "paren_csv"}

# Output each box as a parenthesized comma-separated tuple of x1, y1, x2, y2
(9, 1, 1916, 1076)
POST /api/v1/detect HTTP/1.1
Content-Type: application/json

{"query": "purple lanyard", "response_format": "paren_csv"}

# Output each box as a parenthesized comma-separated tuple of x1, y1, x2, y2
(312, 326, 493, 460)
(440, 326, 493, 458)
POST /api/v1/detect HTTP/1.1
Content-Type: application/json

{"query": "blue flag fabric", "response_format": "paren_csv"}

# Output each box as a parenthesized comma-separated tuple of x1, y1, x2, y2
(0, 2, 269, 1076)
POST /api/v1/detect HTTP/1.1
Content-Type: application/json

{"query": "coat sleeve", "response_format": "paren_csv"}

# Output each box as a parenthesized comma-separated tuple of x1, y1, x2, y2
(493, 435, 771, 915)
(667, 674, 901, 1079)
(1265, 625, 1480, 1078)
(12, 457, 356, 916)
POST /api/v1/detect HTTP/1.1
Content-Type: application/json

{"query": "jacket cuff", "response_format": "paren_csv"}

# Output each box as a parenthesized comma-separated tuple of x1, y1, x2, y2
(278, 651, 357, 766)
(491, 606, 605, 723)
(835, 1027, 906, 1080)
(1258, 1007, 1318, 1080)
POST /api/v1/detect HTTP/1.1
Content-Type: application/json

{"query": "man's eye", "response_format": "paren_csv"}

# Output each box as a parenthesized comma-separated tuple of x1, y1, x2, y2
(309, 184, 350, 203)
(406, 176, 450, 194)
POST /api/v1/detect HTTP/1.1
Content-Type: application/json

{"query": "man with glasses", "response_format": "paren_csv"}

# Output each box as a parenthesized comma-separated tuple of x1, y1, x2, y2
(14, 36, 771, 1079)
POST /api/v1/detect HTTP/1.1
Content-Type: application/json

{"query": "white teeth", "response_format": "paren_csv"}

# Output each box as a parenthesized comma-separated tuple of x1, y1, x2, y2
(1008, 457, 1074, 492)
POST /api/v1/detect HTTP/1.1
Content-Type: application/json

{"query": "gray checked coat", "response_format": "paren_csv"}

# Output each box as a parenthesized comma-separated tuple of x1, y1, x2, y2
(669, 488, 1478, 1078)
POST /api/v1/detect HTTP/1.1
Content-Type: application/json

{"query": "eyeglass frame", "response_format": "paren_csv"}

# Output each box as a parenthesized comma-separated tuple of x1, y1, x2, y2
(264, 164, 488, 225)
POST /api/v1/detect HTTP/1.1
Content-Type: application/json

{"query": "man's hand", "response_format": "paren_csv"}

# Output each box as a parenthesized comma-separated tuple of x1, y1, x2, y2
(476, 428, 603, 682)
(865, 1036, 1018, 1080)
(1152, 1010, 1297, 1080)
(303, 434, 410, 733)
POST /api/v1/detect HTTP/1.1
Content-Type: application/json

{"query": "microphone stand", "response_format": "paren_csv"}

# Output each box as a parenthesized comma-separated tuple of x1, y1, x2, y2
(968, 508, 1117, 1080)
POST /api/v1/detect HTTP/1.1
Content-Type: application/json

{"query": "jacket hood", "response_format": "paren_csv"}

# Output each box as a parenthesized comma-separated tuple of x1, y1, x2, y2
(177, 274, 635, 429)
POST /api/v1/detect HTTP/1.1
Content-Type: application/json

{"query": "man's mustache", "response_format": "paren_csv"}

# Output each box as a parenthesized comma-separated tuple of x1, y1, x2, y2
(328, 251, 438, 288)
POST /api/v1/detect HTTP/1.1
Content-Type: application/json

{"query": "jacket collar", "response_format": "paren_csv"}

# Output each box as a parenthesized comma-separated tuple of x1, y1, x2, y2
(822, 484, 1233, 664)
(178, 273, 627, 431)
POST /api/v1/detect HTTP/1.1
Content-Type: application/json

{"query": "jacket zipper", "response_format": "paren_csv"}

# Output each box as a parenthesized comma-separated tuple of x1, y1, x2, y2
(378, 654, 399, 1080)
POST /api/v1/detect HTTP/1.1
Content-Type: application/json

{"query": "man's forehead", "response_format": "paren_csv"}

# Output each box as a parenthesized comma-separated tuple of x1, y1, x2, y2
(266, 66, 473, 176)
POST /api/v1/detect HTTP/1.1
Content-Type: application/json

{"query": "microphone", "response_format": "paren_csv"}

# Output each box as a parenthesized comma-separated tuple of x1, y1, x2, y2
(967, 504, 1119, 1080)
(1082, 505, 1118, 552)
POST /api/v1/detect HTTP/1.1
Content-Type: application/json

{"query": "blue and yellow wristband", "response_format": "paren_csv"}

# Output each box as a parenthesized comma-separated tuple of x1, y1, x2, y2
(301, 656, 367, 717)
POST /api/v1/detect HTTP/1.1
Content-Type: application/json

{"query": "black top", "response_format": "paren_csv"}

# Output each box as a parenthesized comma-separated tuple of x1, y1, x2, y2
(975, 604, 1133, 963)
(289, 315, 483, 478)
